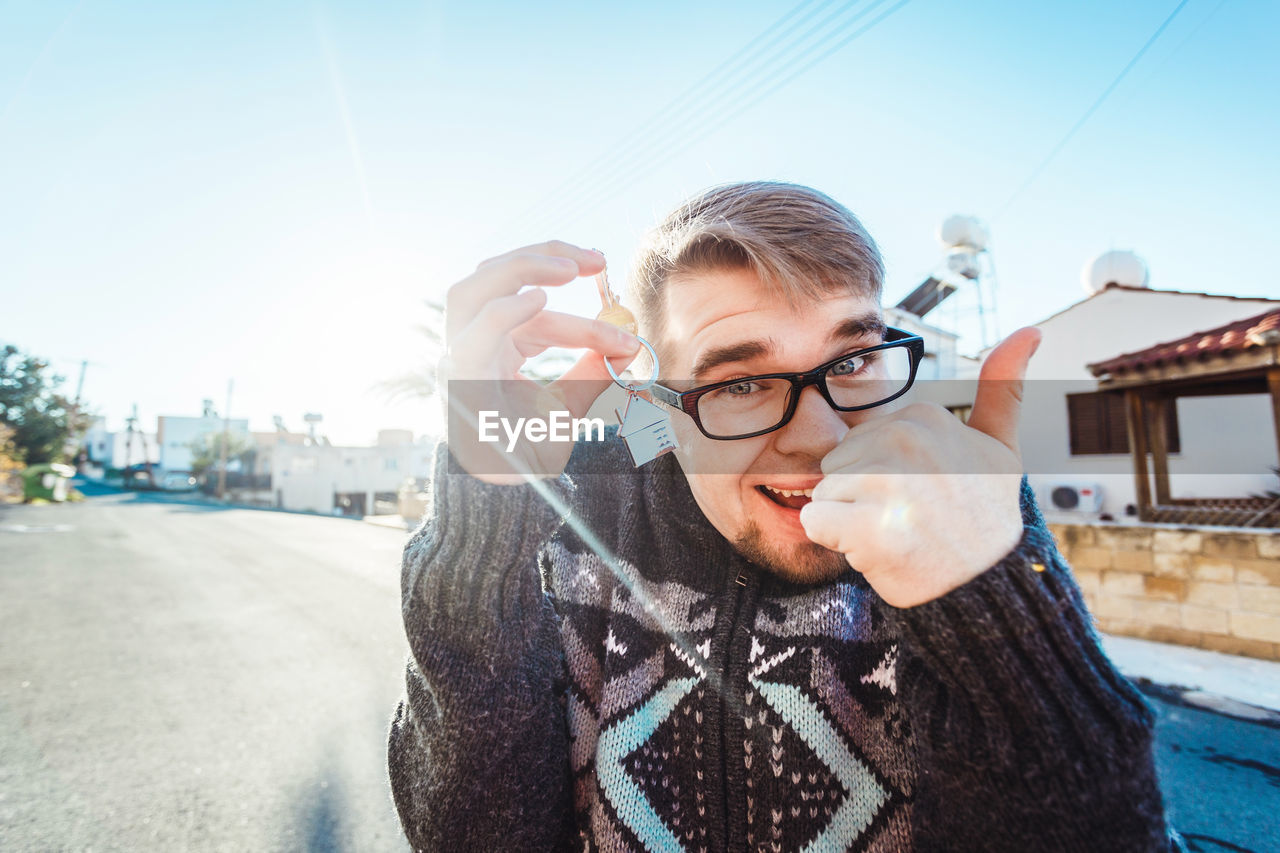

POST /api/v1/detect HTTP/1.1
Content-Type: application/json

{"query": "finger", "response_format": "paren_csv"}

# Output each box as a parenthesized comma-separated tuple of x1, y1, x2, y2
(819, 407, 931, 476)
(819, 430, 871, 476)
(450, 288, 548, 365)
(548, 351, 620, 416)
(810, 466, 895, 502)
(798, 499, 861, 555)
(967, 326, 1041, 454)
(447, 247, 602, 338)
(512, 311, 640, 360)
(477, 240, 606, 274)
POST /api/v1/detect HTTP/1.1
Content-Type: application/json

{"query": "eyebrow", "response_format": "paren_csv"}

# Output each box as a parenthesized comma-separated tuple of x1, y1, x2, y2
(831, 314, 887, 343)
(688, 313, 887, 381)
(691, 341, 772, 380)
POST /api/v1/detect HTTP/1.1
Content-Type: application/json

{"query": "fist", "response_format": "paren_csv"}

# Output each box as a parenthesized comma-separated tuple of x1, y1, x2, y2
(799, 327, 1041, 608)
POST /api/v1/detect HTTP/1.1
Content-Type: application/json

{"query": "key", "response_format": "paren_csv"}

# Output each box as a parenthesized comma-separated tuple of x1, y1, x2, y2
(594, 265, 638, 335)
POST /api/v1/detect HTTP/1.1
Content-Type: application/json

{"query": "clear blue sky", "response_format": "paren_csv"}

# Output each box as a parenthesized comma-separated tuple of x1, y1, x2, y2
(3, 0, 1277, 445)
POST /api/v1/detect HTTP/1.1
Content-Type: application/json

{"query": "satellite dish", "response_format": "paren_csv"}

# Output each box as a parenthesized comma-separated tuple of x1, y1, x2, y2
(1083, 250, 1148, 295)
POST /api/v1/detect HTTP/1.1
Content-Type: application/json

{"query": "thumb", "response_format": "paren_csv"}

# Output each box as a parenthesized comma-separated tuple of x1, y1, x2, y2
(967, 326, 1041, 453)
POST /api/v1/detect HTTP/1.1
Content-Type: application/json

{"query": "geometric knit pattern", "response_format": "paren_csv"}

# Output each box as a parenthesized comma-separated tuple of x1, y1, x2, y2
(546, 531, 916, 852)
(742, 583, 914, 853)
(390, 437, 1180, 853)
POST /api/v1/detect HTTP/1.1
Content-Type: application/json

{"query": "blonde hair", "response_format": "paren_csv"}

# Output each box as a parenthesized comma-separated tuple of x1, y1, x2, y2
(628, 181, 884, 361)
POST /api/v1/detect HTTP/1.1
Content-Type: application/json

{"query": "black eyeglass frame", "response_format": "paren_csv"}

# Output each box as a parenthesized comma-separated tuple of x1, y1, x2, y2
(649, 326, 926, 441)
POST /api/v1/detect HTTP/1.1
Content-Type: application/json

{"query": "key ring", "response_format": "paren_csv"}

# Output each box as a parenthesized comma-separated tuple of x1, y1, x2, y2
(605, 335, 659, 393)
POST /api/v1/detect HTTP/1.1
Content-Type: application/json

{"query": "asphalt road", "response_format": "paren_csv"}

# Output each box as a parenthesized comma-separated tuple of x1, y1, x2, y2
(2, 487, 1278, 852)
(1149, 690, 1280, 853)
(1, 488, 411, 852)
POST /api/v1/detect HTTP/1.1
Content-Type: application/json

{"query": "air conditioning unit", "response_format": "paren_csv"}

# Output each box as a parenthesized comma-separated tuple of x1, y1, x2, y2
(1047, 483, 1104, 512)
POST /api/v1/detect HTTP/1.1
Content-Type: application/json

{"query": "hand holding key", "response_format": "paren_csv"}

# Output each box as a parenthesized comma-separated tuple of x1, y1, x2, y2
(441, 241, 640, 484)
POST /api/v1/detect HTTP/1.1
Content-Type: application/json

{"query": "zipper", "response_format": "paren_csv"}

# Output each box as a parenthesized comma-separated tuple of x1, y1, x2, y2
(712, 562, 760, 853)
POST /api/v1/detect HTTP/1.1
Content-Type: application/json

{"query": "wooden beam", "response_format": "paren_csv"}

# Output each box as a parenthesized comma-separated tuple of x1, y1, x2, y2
(1095, 347, 1278, 389)
(1127, 389, 1152, 520)
(1268, 367, 1280, 474)
(1147, 396, 1171, 504)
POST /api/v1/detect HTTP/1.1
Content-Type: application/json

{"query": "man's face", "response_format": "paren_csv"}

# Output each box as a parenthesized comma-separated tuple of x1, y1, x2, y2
(657, 266, 890, 584)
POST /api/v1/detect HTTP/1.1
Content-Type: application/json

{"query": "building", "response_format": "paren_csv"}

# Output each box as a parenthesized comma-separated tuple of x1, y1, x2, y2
(272, 429, 434, 516)
(82, 416, 159, 471)
(156, 402, 250, 475)
(1087, 307, 1280, 526)
(883, 305, 979, 381)
(1010, 284, 1278, 518)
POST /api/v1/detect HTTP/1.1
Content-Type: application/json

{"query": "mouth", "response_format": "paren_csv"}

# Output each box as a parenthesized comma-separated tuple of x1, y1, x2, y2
(757, 484, 815, 511)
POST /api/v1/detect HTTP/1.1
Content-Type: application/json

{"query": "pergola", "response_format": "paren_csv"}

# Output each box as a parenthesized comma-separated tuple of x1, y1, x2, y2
(1088, 308, 1280, 527)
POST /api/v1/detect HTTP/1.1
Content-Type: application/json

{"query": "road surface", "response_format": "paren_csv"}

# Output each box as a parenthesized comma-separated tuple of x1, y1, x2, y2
(2, 487, 1278, 851)
(1, 488, 411, 851)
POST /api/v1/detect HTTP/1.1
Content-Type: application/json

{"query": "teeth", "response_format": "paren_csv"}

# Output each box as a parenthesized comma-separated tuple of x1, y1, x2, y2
(764, 486, 814, 498)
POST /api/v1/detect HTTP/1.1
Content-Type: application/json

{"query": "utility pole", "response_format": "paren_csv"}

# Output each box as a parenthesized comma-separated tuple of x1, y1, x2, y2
(217, 379, 233, 501)
(124, 407, 136, 477)
(66, 360, 90, 469)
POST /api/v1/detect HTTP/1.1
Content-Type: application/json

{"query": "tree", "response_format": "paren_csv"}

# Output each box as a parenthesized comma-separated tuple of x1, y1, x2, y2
(0, 423, 22, 499)
(375, 298, 578, 404)
(188, 431, 254, 481)
(0, 343, 87, 465)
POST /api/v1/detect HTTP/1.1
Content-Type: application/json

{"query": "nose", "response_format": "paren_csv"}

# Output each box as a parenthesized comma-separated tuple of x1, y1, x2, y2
(770, 385, 850, 459)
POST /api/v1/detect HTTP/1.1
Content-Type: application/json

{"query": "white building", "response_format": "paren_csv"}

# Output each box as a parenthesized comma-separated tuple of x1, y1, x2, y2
(1010, 284, 1278, 519)
(272, 429, 434, 516)
(82, 416, 159, 470)
(883, 305, 979, 381)
(157, 412, 250, 474)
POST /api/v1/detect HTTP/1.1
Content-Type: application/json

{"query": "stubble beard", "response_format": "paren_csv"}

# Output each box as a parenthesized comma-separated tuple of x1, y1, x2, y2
(732, 520, 850, 585)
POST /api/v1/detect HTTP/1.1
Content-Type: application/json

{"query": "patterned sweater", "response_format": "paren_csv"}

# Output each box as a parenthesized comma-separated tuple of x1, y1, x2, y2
(388, 437, 1177, 852)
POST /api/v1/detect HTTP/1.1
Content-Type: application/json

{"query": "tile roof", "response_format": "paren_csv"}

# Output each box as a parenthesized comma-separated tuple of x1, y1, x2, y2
(1088, 308, 1280, 376)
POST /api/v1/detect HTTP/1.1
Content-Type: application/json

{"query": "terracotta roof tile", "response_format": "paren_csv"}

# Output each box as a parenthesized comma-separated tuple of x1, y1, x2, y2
(1088, 308, 1280, 376)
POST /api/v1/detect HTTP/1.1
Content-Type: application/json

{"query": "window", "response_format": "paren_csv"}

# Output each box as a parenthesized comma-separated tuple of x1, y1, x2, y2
(1067, 392, 1179, 455)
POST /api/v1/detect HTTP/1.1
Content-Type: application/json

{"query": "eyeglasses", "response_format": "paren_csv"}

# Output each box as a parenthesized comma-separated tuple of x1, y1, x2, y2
(650, 327, 925, 440)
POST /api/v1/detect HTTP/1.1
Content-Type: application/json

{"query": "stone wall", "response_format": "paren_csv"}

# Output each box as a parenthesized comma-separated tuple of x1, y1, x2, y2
(1048, 522, 1280, 661)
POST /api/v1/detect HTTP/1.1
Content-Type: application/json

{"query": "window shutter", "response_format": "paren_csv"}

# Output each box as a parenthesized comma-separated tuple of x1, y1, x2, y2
(1068, 391, 1180, 455)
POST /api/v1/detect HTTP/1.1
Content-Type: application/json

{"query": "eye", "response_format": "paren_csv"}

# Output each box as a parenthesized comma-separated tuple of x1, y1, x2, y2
(716, 380, 762, 397)
(829, 351, 878, 376)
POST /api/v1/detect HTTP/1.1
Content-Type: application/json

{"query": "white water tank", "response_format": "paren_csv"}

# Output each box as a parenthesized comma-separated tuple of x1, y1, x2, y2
(938, 214, 989, 251)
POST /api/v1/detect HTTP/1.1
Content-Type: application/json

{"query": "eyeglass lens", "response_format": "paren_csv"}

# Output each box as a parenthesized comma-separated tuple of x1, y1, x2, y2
(696, 344, 914, 438)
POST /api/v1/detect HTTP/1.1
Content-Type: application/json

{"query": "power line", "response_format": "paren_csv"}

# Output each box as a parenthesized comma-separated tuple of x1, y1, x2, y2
(541, 0, 909, 233)
(510, 0, 846, 228)
(507, 0, 881, 238)
(992, 0, 1193, 221)
(515, 0, 907, 239)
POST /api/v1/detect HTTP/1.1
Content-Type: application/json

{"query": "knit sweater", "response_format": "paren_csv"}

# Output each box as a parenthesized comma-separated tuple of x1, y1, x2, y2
(388, 435, 1179, 852)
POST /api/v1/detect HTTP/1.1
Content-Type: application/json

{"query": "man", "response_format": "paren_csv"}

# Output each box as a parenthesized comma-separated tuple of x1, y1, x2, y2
(388, 182, 1179, 851)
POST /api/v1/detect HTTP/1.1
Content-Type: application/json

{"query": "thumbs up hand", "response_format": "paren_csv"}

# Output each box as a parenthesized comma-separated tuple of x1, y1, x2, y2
(799, 327, 1042, 608)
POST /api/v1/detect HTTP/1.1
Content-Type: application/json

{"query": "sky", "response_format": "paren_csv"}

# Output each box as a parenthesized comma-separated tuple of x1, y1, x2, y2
(2, 0, 1277, 446)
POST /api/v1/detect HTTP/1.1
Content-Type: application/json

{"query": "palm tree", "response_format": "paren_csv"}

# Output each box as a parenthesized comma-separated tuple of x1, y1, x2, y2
(374, 297, 580, 404)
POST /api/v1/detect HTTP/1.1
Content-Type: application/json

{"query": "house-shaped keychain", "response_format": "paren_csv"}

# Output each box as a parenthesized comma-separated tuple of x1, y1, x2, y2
(614, 394, 679, 467)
